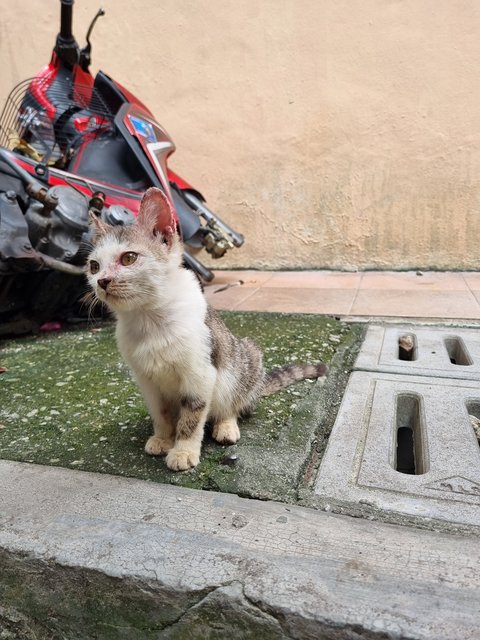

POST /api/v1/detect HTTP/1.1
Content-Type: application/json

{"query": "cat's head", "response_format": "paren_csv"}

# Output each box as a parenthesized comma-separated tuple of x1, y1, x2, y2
(86, 188, 182, 312)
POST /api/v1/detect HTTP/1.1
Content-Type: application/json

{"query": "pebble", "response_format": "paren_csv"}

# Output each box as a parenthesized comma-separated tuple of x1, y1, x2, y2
(231, 514, 248, 528)
(221, 454, 238, 467)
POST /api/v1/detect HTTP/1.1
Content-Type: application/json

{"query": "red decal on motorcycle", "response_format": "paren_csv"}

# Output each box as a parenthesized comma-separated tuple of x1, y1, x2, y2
(73, 115, 110, 138)
(13, 157, 142, 214)
(167, 169, 195, 192)
(113, 80, 155, 117)
(73, 67, 94, 105)
(28, 58, 60, 120)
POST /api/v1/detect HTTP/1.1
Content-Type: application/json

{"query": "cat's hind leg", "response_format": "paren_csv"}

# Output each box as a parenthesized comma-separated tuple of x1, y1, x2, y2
(212, 417, 241, 445)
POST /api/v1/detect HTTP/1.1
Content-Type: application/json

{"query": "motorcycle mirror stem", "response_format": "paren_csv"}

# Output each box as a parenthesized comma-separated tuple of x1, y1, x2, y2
(54, 0, 80, 68)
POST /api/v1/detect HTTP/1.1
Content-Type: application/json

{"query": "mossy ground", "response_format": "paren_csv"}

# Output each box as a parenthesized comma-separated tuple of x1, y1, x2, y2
(0, 313, 360, 498)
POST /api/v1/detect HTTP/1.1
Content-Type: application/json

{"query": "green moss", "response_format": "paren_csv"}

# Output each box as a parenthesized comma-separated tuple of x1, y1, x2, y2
(0, 551, 203, 639)
(0, 313, 360, 499)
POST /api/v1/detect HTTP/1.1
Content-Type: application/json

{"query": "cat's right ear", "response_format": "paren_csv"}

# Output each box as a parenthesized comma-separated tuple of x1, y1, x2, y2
(138, 187, 178, 245)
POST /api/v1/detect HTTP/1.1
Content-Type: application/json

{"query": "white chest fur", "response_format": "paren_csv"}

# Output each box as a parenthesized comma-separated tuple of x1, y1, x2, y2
(115, 272, 214, 397)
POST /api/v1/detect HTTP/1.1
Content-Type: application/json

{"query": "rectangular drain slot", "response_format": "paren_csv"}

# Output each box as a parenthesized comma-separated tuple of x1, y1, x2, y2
(316, 372, 480, 527)
(395, 394, 426, 475)
(444, 336, 473, 366)
(467, 401, 480, 447)
(354, 325, 480, 381)
(398, 334, 417, 361)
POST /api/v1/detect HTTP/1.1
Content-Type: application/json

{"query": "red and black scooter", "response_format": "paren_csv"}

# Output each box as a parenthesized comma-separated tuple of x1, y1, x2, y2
(0, 0, 244, 335)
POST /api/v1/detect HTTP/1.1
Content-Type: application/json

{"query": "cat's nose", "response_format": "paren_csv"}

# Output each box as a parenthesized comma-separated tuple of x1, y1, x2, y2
(98, 278, 112, 291)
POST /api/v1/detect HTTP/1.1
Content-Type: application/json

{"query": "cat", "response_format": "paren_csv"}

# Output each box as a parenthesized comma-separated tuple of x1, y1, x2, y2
(86, 188, 328, 471)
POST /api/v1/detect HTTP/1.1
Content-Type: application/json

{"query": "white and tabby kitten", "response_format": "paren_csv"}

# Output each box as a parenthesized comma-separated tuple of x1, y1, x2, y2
(86, 188, 327, 471)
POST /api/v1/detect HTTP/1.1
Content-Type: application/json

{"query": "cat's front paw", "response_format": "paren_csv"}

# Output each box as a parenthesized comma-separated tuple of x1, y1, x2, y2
(212, 418, 241, 444)
(145, 436, 174, 456)
(166, 448, 200, 471)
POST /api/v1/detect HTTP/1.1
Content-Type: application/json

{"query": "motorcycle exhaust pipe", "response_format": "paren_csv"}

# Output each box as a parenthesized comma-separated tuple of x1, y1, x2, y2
(0, 150, 59, 211)
(0, 149, 38, 188)
(39, 252, 85, 275)
(182, 192, 245, 248)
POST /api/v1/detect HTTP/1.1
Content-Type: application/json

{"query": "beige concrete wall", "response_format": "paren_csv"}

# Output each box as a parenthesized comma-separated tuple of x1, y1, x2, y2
(1, 0, 480, 270)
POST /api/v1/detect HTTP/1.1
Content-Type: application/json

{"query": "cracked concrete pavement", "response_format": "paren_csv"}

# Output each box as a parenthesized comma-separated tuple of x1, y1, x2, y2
(1, 460, 479, 639)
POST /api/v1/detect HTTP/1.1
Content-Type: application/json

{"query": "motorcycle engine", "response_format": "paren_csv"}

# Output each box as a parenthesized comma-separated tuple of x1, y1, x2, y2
(25, 186, 89, 262)
(0, 183, 135, 335)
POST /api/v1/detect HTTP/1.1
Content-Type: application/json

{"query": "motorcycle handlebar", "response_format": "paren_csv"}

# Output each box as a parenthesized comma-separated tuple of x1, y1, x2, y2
(59, 0, 75, 41)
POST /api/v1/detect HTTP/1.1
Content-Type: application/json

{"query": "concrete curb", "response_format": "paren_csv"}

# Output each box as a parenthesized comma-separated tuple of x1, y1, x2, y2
(1, 460, 479, 639)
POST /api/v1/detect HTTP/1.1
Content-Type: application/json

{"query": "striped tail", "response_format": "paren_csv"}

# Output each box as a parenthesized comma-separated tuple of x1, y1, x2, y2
(261, 363, 328, 396)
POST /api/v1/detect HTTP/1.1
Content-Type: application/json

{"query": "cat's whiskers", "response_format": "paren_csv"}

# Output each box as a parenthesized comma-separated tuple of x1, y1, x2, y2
(79, 290, 105, 322)
(102, 278, 167, 306)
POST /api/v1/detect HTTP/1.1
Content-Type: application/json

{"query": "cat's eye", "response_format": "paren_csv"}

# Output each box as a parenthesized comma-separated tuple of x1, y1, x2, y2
(89, 260, 100, 274)
(120, 251, 138, 266)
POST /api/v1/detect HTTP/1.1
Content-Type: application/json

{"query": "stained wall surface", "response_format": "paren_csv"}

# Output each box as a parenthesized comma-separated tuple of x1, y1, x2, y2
(1, 0, 479, 270)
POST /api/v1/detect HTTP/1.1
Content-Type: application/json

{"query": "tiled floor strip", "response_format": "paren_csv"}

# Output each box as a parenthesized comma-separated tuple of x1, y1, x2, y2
(205, 270, 480, 319)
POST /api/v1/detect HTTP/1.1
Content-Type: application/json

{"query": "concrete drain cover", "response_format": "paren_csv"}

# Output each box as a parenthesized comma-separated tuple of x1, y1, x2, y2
(315, 325, 480, 527)
(355, 325, 480, 380)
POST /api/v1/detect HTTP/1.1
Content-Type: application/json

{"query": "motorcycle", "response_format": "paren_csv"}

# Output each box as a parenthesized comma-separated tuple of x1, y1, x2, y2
(0, 0, 244, 335)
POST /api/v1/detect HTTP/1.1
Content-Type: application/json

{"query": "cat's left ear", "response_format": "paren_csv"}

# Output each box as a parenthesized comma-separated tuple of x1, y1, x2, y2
(138, 187, 178, 244)
(89, 211, 112, 239)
